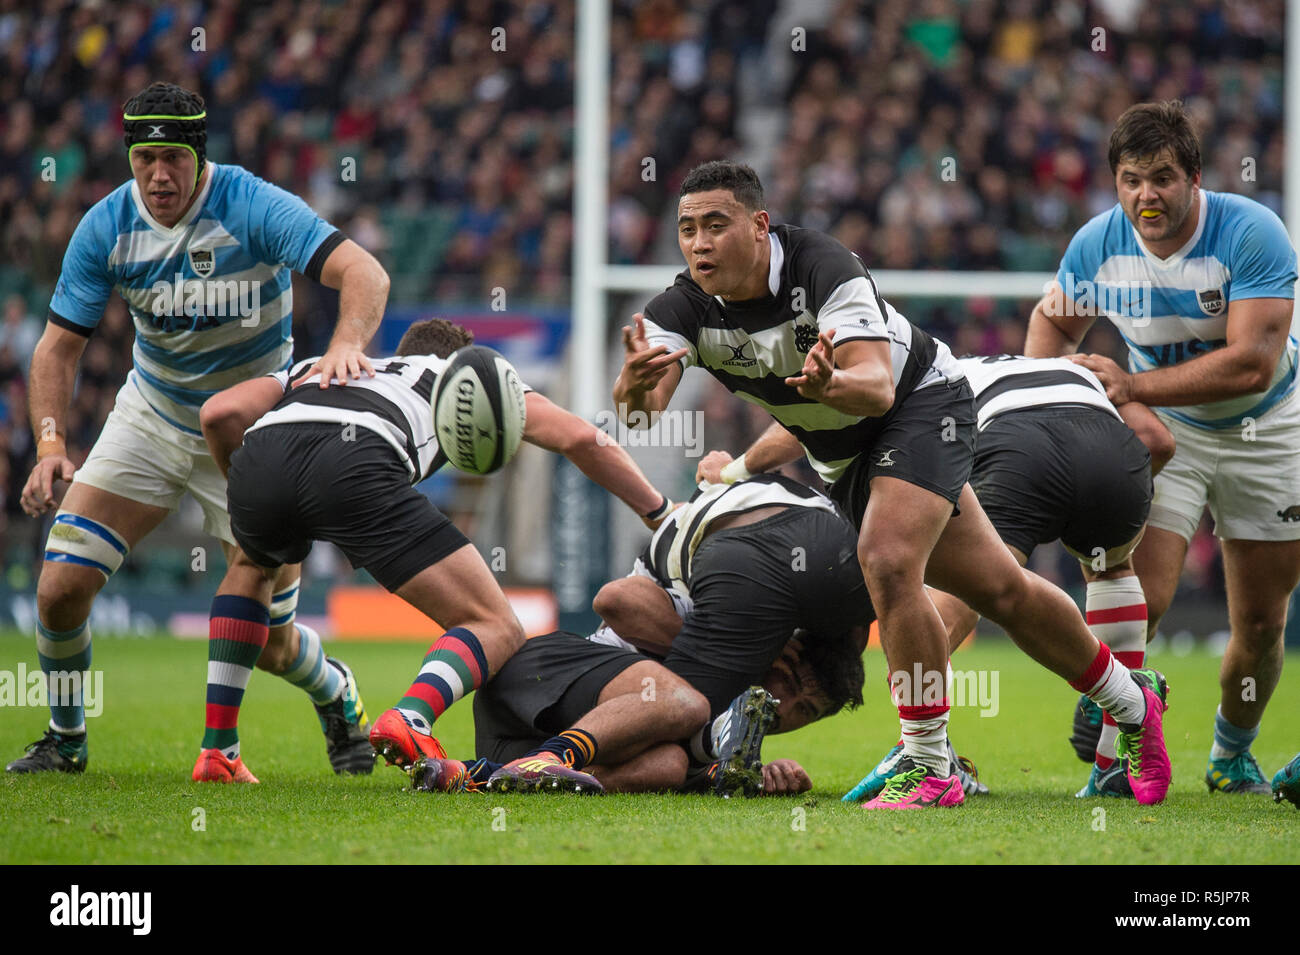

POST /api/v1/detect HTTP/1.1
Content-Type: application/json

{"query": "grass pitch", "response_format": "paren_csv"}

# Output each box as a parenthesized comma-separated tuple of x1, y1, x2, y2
(0, 632, 1296, 865)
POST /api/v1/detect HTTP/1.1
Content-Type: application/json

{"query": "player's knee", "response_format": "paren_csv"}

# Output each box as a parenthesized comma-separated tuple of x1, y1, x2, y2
(1232, 611, 1287, 652)
(592, 580, 625, 624)
(858, 542, 924, 605)
(667, 683, 710, 735)
(36, 565, 99, 626)
(964, 569, 1028, 624)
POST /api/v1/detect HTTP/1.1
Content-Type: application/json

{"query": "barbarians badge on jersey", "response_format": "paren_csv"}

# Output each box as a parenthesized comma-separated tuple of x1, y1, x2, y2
(189, 248, 215, 277)
(794, 323, 819, 353)
(1197, 287, 1226, 316)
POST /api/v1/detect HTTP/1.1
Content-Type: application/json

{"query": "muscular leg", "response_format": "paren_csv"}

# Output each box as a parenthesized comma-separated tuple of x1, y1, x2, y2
(1129, 525, 1188, 640)
(591, 743, 689, 793)
(568, 661, 709, 766)
(857, 476, 956, 774)
(33, 485, 169, 738)
(1218, 539, 1300, 729)
(377, 544, 526, 749)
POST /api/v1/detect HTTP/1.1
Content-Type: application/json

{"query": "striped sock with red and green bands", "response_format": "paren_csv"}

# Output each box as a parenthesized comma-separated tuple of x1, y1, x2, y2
(201, 595, 270, 760)
(395, 628, 488, 733)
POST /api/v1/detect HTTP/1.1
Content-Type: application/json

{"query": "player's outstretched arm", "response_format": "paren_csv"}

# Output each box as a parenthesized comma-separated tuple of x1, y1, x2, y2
(20, 324, 89, 516)
(696, 420, 804, 484)
(612, 312, 687, 423)
(786, 333, 894, 417)
(522, 390, 672, 529)
(297, 239, 388, 388)
(200, 378, 289, 477)
(1025, 280, 1094, 357)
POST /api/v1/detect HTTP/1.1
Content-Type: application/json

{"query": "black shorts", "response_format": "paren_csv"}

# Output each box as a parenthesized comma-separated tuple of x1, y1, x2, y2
(969, 406, 1152, 559)
(826, 378, 976, 530)
(473, 631, 645, 764)
(227, 423, 470, 592)
(661, 507, 874, 716)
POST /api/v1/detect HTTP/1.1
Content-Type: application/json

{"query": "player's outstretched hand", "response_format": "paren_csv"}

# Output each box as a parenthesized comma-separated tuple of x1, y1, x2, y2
(784, 329, 836, 400)
(297, 343, 376, 388)
(762, 759, 812, 795)
(618, 313, 689, 396)
(1067, 352, 1132, 404)
(695, 450, 734, 484)
(21, 454, 76, 517)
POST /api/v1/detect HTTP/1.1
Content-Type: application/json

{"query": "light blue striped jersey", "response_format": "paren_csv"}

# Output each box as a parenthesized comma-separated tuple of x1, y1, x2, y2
(1057, 189, 1297, 429)
(49, 163, 341, 435)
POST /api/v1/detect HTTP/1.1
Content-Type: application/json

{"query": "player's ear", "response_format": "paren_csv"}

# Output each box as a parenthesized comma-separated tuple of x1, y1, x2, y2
(753, 209, 769, 239)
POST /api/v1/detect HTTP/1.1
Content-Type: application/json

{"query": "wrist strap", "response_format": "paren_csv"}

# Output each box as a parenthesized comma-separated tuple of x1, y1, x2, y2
(719, 454, 752, 484)
(644, 495, 672, 522)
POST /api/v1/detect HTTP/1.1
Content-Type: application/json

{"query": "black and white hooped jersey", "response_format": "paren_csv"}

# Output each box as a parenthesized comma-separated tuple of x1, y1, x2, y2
(246, 354, 531, 483)
(956, 355, 1120, 431)
(642, 224, 964, 483)
(640, 474, 839, 596)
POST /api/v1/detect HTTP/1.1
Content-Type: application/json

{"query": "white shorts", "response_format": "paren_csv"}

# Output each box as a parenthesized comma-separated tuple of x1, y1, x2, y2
(1148, 390, 1300, 543)
(73, 379, 233, 544)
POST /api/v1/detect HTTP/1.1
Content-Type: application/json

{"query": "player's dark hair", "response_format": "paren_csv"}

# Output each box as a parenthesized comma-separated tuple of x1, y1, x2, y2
(801, 625, 866, 716)
(1108, 100, 1201, 177)
(680, 160, 765, 211)
(396, 318, 474, 358)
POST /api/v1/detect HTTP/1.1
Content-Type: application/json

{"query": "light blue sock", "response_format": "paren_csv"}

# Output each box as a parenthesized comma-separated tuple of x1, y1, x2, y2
(281, 623, 343, 705)
(36, 620, 92, 735)
(1211, 706, 1259, 760)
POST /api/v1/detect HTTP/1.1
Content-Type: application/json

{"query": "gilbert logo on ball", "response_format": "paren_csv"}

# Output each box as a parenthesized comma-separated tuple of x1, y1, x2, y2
(432, 345, 527, 474)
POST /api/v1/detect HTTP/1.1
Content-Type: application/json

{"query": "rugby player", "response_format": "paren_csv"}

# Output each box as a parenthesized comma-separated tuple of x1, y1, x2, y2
(8, 82, 388, 780)
(1025, 101, 1300, 795)
(413, 627, 856, 796)
(616, 160, 1171, 807)
(198, 319, 673, 774)
(842, 354, 1175, 801)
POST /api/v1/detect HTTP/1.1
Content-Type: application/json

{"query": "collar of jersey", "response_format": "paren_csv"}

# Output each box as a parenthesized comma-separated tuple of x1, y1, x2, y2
(712, 233, 785, 309)
(130, 161, 215, 237)
(1129, 188, 1206, 269)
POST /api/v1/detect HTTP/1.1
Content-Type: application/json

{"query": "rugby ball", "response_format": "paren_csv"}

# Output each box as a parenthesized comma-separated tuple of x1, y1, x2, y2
(431, 345, 528, 474)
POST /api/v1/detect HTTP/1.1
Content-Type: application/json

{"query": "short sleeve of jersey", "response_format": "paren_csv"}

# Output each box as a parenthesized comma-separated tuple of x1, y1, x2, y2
(245, 174, 343, 276)
(787, 230, 887, 344)
(641, 282, 700, 370)
(1056, 212, 1108, 305)
(48, 204, 114, 333)
(1225, 200, 1297, 301)
(268, 356, 318, 390)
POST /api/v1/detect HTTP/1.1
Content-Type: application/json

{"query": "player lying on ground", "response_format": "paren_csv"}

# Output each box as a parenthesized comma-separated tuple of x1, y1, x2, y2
(464, 474, 980, 797)
(1026, 100, 1300, 796)
(838, 354, 1175, 801)
(412, 625, 862, 795)
(8, 82, 387, 781)
(198, 319, 673, 777)
(621, 160, 1171, 807)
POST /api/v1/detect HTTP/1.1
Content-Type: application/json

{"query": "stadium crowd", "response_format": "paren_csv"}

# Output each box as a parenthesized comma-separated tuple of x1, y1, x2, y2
(0, 0, 1283, 600)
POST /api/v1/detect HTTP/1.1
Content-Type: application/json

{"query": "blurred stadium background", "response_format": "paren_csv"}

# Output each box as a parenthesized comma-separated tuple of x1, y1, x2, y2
(0, 0, 1293, 645)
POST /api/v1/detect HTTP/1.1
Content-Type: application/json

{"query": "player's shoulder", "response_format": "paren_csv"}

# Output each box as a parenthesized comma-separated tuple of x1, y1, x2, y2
(776, 223, 863, 271)
(204, 162, 282, 208)
(643, 269, 713, 333)
(1070, 204, 1132, 252)
(1204, 189, 1291, 246)
(72, 179, 138, 247)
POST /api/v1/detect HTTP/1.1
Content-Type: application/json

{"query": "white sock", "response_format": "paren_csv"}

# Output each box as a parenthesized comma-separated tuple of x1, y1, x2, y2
(1082, 651, 1145, 726)
(1086, 578, 1147, 762)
